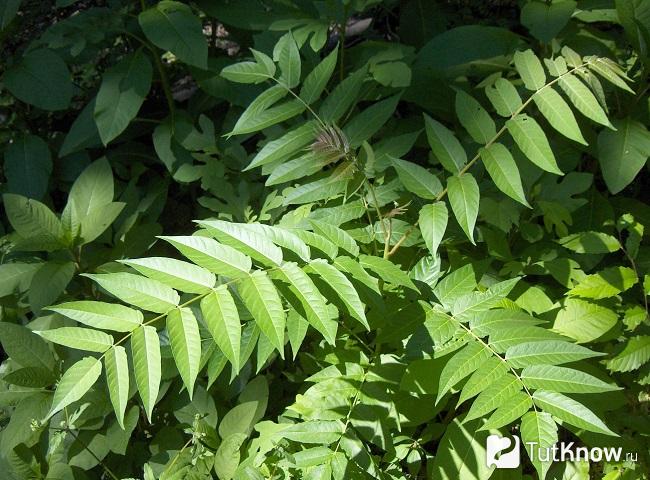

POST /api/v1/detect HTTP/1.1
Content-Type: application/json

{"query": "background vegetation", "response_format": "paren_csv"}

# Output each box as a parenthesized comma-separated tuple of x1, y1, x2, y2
(0, 0, 649, 479)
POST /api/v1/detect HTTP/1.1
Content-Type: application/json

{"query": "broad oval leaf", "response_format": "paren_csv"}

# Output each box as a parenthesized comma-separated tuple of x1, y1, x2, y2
(138, 0, 207, 68)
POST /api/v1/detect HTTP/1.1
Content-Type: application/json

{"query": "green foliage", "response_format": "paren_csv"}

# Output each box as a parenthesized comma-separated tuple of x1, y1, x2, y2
(1, 1, 650, 479)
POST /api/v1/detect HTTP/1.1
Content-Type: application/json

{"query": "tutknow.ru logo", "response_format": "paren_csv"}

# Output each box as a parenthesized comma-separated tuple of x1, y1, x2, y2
(486, 434, 637, 469)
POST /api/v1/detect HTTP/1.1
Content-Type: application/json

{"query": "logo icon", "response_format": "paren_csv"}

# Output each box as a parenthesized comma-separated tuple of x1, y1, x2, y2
(486, 434, 520, 469)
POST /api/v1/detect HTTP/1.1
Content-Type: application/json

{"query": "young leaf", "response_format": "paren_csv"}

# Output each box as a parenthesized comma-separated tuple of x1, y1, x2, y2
(533, 87, 587, 145)
(418, 202, 448, 257)
(167, 308, 201, 400)
(120, 257, 216, 294)
(138, 0, 207, 68)
(506, 114, 562, 174)
(304, 259, 368, 329)
(83, 272, 180, 313)
(514, 49, 546, 90)
(47, 301, 143, 332)
(390, 157, 443, 199)
(309, 220, 359, 257)
(238, 270, 286, 355)
(447, 174, 480, 243)
(105, 345, 129, 429)
(479, 142, 530, 207)
(300, 48, 338, 104)
(131, 325, 161, 423)
(37, 327, 113, 353)
(455, 90, 496, 144)
(272, 262, 337, 344)
(424, 114, 467, 173)
(197, 219, 283, 266)
(46, 357, 102, 419)
(532, 390, 617, 436)
(201, 286, 241, 372)
(94, 50, 153, 145)
(159, 235, 252, 278)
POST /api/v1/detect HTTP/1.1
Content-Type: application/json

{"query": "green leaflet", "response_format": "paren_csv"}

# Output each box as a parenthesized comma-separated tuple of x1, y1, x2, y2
(319, 66, 367, 123)
(464, 373, 522, 422)
(359, 255, 418, 291)
(390, 157, 443, 199)
(272, 262, 337, 344)
(423, 114, 466, 173)
(47, 301, 143, 332)
(506, 114, 562, 174)
(238, 270, 286, 355)
(274, 31, 301, 88)
(479, 391, 531, 431)
(521, 411, 558, 480)
(454, 90, 496, 144)
(36, 327, 113, 353)
(246, 122, 317, 170)
(485, 78, 522, 117)
(197, 219, 283, 266)
(557, 231, 621, 254)
(167, 307, 201, 399)
(201, 286, 241, 372)
(120, 257, 216, 294)
(0, 322, 56, 372)
(505, 340, 604, 368)
(242, 224, 311, 262)
(105, 345, 129, 429)
(83, 272, 180, 313)
(533, 87, 587, 145)
(553, 297, 618, 343)
(131, 325, 161, 423)
(532, 390, 617, 436)
(279, 420, 344, 445)
(437, 342, 491, 402)
(304, 259, 368, 329)
(458, 357, 508, 405)
(299, 48, 337, 104)
(344, 94, 401, 147)
(47, 356, 102, 419)
(418, 202, 448, 257)
(479, 142, 530, 206)
(558, 73, 612, 127)
(309, 220, 359, 257)
(3, 193, 66, 251)
(521, 364, 620, 393)
(568, 266, 637, 299)
(447, 174, 480, 243)
(138, 0, 207, 68)
(160, 235, 252, 277)
(514, 49, 546, 90)
(606, 336, 650, 373)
